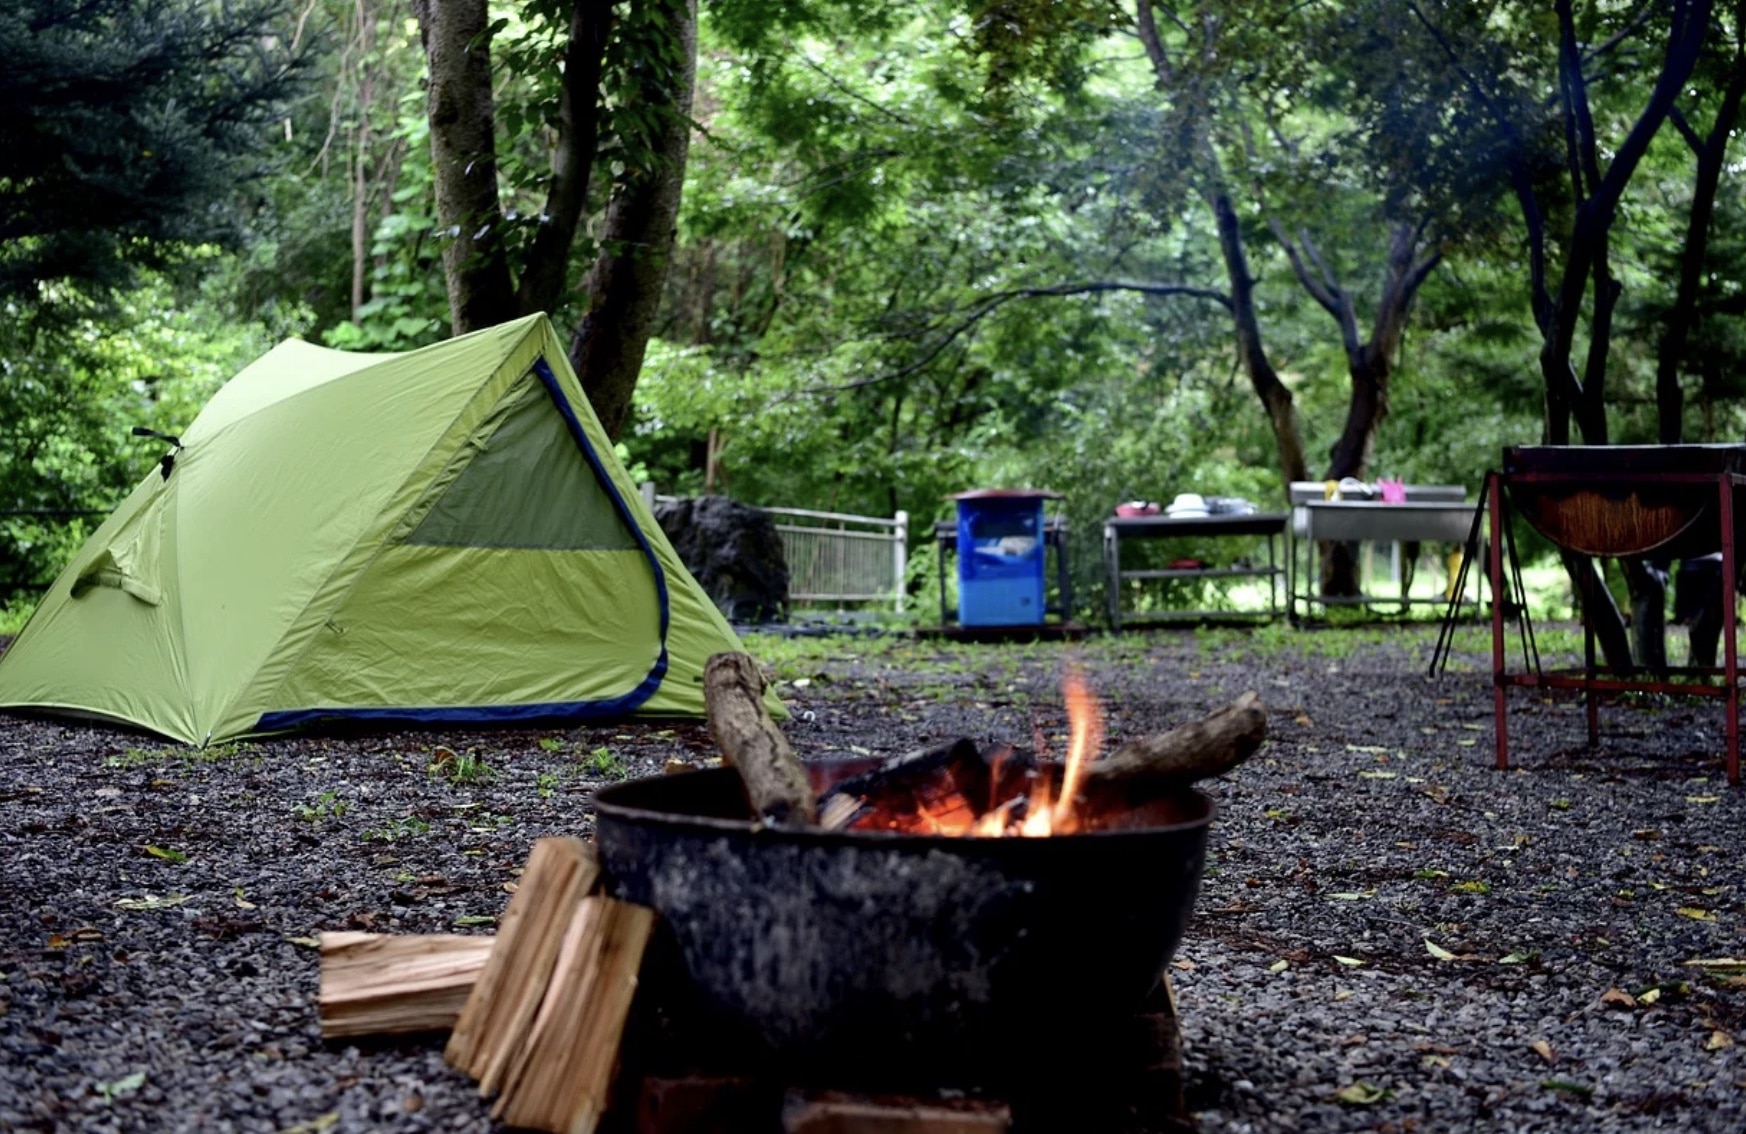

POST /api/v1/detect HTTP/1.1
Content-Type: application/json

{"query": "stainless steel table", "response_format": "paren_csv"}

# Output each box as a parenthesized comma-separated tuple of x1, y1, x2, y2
(1289, 498, 1483, 620)
(1103, 513, 1288, 629)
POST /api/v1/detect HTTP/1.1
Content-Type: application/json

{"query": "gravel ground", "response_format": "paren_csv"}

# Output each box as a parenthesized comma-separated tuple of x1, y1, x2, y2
(0, 621, 1742, 1133)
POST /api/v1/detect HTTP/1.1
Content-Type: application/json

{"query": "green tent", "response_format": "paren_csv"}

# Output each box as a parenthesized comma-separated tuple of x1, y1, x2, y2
(0, 314, 769, 744)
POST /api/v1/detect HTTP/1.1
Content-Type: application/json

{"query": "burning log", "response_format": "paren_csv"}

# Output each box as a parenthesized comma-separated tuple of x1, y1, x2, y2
(1080, 691, 1267, 802)
(704, 652, 817, 826)
(317, 932, 496, 1038)
(816, 739, 1034, 833)
(813, 689, 1266, 837)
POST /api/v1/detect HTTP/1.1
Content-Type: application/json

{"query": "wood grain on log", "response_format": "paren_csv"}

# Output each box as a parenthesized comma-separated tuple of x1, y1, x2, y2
(317, 932, 495, 1038)
(444, 837, 600, 1093)
(492, 896, 657, 1134)
(704, 652, 817, 825)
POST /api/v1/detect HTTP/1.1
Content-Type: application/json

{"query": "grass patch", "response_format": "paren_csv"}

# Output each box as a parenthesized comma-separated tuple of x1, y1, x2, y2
(428, 746, 494, 785)
(583, 746, 627, 780)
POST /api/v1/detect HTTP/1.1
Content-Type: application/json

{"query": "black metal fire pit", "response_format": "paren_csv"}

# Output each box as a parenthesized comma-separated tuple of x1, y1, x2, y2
(594, 759, 1212, 1083)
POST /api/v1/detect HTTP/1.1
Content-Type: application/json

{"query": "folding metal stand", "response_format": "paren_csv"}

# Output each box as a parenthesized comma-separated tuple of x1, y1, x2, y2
(1482, 453, 1744, 786)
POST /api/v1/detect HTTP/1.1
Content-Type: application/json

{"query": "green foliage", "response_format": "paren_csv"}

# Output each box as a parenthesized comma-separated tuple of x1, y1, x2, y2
(0, 269, 282, 598)
(429, 746, 494, 786)
(584, 746, 628, 780)
(295, 789, 352, 823)
(0, 0, 307, 300)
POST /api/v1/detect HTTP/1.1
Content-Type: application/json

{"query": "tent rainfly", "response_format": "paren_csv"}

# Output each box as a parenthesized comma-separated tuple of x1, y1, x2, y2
(0, 314, 773, 744)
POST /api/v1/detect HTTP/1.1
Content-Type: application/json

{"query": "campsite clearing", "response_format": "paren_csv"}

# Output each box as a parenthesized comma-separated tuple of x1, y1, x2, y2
(1, 624, 1743, 1133)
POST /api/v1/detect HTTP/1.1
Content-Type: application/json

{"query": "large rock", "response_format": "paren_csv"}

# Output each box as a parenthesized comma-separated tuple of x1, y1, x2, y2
(653, 495, 789, 623)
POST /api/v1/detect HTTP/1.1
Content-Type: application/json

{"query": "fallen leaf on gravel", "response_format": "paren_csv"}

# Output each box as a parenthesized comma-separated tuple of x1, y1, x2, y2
(1684, 957, 1746, 973)
(1358, 770, 1398, 779)
(454, 915, 495, 927)
(1530, 1039, 1555, 1063)
(1451, 881, 1490, 895)
(1333, 956, 1365, 967)
(1171, 959, 1195, 971)
(1425, 939, 1460, 961)
(1706, 1030, 1735, 1051)
(1414, 869, 1449, 880)
(1334, 1082, 1389, 1105)
(1686, 795, 1720, 804)
(1636, 988, 1662, 1006)
(1328, 891, 1373, 901)
(1632, 828, 1661, 841)
(1333, 989, 1354, 1001)
(1675, 907, 1716, 921)
(233, 888, 256, 910)
(1599, 978, 1641, 1006)
(143, 844, 187, 863)
(1422, 1054, 1451, 1069)
(1269, 959, 1290, 973)
(277, 1113, 339, 1134)
(95, 1070, 145, 1103)
(285, 936, 321, 949)
(46, 934, 68, 949)
(1540, 1079, 1593, 1097)
(1498, 949, 1538, 965)
(502, 881, 519, 894)
(114, 893, 189, 911)
(1346, 745, 1389, 754)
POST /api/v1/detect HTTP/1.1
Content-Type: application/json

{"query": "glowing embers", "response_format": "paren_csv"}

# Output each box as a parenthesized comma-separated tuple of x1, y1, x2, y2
(823, 671, 1111, 838)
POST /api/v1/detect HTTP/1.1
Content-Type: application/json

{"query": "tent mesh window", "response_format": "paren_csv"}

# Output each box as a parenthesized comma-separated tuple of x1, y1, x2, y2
(405, 380, 640, 551)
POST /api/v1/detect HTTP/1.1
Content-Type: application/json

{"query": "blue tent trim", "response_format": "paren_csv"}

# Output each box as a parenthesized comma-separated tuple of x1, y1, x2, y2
(256, 691, 664, 732)
(254, 356, 671, 734)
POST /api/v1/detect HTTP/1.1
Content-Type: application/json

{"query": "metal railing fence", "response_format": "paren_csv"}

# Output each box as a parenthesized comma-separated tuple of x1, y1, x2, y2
(640, 487, 908, 612)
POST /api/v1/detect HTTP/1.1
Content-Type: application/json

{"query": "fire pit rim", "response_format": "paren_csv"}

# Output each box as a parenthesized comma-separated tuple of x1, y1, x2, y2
(593, 761, 1217, 849)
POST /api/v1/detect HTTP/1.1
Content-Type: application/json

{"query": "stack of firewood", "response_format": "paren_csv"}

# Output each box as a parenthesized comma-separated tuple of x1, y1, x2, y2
(319, 837, 653, 1134)
(316, 651, 1262, 1133)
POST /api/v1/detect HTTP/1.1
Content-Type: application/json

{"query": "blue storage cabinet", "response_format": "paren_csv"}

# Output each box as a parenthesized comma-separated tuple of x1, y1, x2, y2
(954, 491, 1052, 626)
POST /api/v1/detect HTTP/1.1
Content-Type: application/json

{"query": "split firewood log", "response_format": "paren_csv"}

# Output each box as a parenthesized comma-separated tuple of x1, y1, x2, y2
(317, 932, 496, 1038)
(703, 652, 818, 826)
(1080, 690, 1266, 803)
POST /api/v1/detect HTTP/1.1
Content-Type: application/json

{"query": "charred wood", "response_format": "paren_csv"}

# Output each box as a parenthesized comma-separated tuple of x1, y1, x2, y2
(816, 740, 1034, 832)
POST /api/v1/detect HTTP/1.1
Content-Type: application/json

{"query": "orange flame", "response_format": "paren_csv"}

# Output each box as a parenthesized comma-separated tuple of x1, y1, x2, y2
(1051, 668, 1103, 831)
(844, 668, 1106, 838)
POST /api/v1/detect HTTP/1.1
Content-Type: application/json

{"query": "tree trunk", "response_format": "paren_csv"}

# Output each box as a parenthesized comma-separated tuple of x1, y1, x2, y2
(1656, 42, 1746, 444)
(414, 0, 518, 334)
(1623, 558, 1668, 672)
(514, 0, 615, 318)
(1530, 0, 1711, 670)
(568, 0, 697, 441)
(1275, 221, 1438, 598)
(1206, 188, 1308, 493)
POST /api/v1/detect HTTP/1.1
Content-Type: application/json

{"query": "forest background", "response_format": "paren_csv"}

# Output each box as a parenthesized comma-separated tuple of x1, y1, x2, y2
(5, 0, 1745, 654)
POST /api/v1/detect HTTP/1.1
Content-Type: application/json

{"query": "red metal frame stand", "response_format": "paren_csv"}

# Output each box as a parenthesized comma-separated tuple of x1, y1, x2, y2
(1490, 468, 1743, 786)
